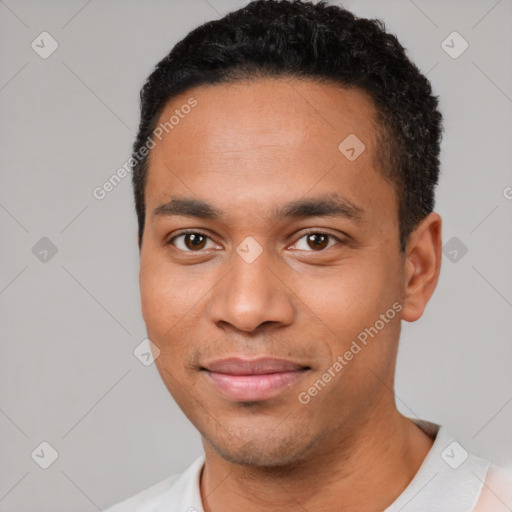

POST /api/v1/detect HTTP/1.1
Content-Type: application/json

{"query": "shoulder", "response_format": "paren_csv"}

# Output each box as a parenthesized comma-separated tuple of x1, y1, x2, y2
(104, 455, 205, 512)
(103, 473, 181, 512)
(473, 464, 512, 512)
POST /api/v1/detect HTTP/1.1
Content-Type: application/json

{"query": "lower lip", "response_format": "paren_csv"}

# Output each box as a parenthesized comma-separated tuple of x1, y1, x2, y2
(205, 370, 307, 402)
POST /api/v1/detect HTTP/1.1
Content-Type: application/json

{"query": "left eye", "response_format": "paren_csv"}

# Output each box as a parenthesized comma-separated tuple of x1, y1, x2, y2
(291, 232, 341, 251)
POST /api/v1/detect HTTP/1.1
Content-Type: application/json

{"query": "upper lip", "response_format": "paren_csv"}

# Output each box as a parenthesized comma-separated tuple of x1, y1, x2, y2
(202, 357, 309, 375)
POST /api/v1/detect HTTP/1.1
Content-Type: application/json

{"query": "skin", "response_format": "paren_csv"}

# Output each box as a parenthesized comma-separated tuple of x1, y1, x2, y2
(138, 78, 442, 511)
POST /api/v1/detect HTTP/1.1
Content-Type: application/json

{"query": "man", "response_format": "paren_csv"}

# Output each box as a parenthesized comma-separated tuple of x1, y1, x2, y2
(106, 1, 511, 510)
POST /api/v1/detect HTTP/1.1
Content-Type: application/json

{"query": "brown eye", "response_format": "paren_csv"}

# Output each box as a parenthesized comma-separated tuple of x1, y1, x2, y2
(184, 233, 206, 250)
(169, 232, 216, 251)
(306, 233, 329, 250)
(291, 231, 341, 252)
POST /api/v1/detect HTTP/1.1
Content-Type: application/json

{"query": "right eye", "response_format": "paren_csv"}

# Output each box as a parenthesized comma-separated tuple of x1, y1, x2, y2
(167, 231, 220, 252)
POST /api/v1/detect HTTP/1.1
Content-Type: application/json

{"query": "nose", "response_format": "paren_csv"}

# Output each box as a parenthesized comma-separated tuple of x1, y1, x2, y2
(207, 247, 295, 333)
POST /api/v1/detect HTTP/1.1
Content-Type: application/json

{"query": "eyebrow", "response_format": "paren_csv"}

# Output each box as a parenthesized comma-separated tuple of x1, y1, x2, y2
(152, 194, 365, 223)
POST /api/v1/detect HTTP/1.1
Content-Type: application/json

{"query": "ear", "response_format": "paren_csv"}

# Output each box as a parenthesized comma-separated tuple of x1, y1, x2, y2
(401, 212, 442, 322)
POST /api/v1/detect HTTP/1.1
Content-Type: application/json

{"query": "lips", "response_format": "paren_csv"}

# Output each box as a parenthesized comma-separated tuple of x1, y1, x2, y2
(201, 357, 309, 402)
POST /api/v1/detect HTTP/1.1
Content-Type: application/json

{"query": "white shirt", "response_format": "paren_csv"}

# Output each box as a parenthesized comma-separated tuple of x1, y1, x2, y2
(104, 419, 512, 511)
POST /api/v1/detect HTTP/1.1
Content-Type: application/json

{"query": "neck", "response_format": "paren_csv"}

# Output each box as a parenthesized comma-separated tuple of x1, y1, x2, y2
(199, 407, 434, 512)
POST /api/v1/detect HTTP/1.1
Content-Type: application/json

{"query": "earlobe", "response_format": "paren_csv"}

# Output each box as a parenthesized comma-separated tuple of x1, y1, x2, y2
(401, 212, 443, 322)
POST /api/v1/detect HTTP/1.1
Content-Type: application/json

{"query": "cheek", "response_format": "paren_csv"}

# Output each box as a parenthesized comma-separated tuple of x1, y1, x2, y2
(295, 262, 388, 327)
(139, 257, 199, 329)
(139, 264, 197, 389)
(292, 255, 401, 369)
(139, 266, 174, 333)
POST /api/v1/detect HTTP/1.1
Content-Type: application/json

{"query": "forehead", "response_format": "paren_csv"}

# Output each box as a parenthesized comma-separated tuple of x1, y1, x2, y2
(145, 78, 395, 227)
(153, 77, 378, 157)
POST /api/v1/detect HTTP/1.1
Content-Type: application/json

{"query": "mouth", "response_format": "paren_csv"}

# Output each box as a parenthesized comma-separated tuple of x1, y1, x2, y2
(200, 357, 311, 402)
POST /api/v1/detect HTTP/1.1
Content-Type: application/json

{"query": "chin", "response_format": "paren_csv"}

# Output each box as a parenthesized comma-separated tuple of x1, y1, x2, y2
(202, 425, 320, 469)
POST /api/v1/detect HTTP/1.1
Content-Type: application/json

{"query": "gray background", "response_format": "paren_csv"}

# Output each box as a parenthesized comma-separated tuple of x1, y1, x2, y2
(0, 0, 511, 510)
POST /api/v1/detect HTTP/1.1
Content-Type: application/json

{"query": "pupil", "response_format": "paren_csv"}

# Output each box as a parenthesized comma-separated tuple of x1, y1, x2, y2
(186, 233, 206, 250)
(308, 233, 328, 250)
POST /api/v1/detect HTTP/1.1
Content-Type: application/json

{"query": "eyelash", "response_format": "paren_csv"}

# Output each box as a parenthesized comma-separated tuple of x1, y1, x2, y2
(166, 229, 345, 253)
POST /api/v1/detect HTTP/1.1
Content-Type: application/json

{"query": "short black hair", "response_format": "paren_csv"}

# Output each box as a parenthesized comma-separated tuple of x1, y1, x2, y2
(132, 0, 442, 252)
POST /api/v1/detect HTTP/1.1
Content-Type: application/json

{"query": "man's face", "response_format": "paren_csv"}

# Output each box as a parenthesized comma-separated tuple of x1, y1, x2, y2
(139, 78, 407, 467)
